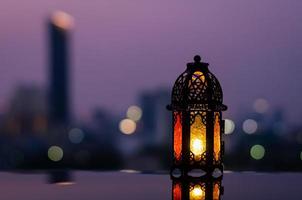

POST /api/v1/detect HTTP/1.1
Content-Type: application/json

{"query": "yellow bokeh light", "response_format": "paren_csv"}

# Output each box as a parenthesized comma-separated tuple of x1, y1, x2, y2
(48, 146, 64, 162)
(119, 119, 136, 135)
(126, 105, 143, 122)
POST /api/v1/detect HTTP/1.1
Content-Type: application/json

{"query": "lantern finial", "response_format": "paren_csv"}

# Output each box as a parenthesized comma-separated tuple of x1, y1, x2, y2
(187, 55, 209, 71)
(194, 55, 201, 63)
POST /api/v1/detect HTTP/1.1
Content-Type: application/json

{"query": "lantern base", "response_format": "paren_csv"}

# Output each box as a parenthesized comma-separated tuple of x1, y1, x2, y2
(170, 164, 223, 179)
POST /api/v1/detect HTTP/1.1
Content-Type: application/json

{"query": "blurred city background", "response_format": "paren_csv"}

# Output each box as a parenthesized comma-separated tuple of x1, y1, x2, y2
(0, 0, 301, 172)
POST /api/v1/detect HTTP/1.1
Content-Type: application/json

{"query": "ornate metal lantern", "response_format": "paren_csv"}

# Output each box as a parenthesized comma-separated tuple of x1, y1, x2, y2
(168, 55, 227, 177)
(172, 177, 223, 200)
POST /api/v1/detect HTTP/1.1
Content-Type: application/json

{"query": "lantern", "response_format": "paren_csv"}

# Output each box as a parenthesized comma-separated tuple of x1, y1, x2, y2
(172, 177, 223, 200)
(168, 55, 227, 177)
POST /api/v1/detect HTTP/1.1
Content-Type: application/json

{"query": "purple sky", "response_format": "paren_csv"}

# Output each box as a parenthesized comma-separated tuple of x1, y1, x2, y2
(0, 0, 301, 123)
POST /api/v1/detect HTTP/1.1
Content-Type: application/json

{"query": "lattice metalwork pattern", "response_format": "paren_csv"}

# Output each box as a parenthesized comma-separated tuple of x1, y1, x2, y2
(171, 68, 225, 111)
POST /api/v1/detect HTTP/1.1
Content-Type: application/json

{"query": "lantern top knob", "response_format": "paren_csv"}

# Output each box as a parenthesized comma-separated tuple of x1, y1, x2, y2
(194, 55, 201, 63)
(187, 55, 208, 71)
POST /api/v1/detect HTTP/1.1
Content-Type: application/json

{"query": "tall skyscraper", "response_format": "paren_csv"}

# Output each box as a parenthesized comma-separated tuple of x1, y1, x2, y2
(48, 11, 74, 125)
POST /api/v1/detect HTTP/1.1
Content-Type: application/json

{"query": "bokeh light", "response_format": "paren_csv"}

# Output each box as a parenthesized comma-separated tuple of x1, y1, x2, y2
(68, 128, 85, 144)
(243, 119, 258, 134)
(224, 119, 235, 134)
(253, 98, 269, 114)
(48, 146, 64, 162)
(250, 144, 265, 160)
(126, 105, 143, 122)
(119, 119, 136, 135)
(51, 11, 74, 30)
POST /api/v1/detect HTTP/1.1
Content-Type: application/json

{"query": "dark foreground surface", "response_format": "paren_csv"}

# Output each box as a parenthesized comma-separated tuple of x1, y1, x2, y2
(1, 171, 301, 200)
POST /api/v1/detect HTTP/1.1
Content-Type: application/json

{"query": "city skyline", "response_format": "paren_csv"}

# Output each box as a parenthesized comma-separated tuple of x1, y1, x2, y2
(0, 0, 301, 123)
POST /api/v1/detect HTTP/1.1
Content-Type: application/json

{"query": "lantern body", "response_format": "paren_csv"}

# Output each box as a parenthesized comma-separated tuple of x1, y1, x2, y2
(169, 56, 227, 177)
(172, 177, 223, 200)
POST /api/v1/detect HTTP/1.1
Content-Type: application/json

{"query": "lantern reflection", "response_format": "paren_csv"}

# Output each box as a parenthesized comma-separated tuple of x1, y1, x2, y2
(172, 176, 223, 200)
(48, 170, 74, 185)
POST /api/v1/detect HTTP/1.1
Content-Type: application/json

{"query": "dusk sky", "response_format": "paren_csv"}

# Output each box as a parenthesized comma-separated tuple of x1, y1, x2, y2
(0, 0, 301, 123)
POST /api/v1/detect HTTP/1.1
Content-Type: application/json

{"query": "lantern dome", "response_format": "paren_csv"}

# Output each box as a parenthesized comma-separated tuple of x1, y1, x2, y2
(171, 55, 227, 111)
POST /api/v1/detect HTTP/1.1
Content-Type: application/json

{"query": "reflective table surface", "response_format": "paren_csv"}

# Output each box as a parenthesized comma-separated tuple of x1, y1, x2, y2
(1, 171, 301, 200)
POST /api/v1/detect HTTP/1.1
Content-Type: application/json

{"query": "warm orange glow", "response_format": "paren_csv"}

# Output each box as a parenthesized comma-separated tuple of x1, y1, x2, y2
(119, 119, 136, 135)
(56, 181, 75, 186)
(190, 114, 206, 161)
(33, 115, 47, 133)
(173, 183, 182, 200)
(174, 112, 182, 161)
(192, 71, 205, 82)
(51, 11, 74, 30)
(7, 118, 20, 135)
(192, 139, 204, 155)
(190, 185, 205, 200)
(213, 183, 220, 200)
(214, 113, 221, 161)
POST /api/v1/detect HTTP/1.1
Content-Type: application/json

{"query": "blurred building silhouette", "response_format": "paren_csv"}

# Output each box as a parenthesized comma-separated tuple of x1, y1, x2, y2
(3, 85, 47, 136)
(0, 85, 48, 169)
(139, 88, 171, 147)
(48, 11, 73, 125)
(121, 88, 172, 170)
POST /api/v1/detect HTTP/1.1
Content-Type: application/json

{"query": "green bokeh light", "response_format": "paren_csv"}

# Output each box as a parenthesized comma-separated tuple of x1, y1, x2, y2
(48, 146, 64, 162)
(250, 144, 265, 160)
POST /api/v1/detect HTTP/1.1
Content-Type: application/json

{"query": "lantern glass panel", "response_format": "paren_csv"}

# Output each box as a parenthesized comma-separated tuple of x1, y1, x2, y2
(174, 112, 182, 161)
(214, 112, 221, 161)
(190, 113, 206, 161)
(173, 182, 182, 200)
(192, 71, 205, 82)
(213, 182, 220, 200)
(190, 184, 205, 200)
